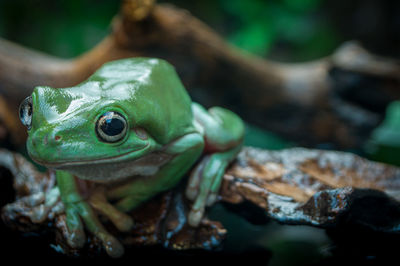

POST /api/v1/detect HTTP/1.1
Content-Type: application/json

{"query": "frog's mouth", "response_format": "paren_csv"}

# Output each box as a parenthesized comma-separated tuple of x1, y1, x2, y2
(34, 148, 173, 182)
(32, 141, 152, 168)
(36, 148, 145, 167)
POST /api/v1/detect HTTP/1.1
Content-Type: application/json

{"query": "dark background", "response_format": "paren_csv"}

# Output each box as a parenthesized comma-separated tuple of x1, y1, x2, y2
(0, 0, 399, 265)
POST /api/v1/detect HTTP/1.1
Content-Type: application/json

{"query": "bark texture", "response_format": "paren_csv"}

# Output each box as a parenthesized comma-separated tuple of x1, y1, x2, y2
(1, 147, 400, 256)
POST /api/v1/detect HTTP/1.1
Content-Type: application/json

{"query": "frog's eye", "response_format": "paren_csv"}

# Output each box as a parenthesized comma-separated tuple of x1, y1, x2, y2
(19, 96, 33, 130)
(96, 111, 127, 143)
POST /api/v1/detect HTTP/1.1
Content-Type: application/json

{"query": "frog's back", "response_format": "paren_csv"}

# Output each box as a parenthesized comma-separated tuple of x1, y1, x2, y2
(88, 58, 195, 144)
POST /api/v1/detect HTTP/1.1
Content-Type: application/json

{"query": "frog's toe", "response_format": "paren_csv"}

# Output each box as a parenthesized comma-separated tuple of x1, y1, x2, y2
(113, 214, 134, 232)
(206, 193, 218, 207)
(98, 233, 125, 258)
(71, 201, 125, 256)
(185, 182, 199, 201)
(188, 207, 204, 227)
(64, 205, 86, 248)
(206, 168, 224, 206)
(186, 156, 209, 201)
(68, 228, 86, 249)
(186, 154, 228, 227)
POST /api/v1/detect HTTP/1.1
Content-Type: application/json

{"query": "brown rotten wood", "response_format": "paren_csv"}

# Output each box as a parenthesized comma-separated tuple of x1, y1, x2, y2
(1, 146, 400, 257)
(0, 0, 400, 149)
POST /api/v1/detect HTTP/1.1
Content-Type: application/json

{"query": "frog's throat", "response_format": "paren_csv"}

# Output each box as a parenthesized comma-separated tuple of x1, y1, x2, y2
(57, 151, 173, 182)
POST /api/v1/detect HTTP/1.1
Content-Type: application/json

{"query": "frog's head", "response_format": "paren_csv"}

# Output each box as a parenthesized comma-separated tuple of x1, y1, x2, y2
(18, 58, 192, 181)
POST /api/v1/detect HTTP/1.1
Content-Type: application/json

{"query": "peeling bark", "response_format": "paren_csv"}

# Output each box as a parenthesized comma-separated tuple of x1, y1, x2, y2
(1, 147, 400, 256)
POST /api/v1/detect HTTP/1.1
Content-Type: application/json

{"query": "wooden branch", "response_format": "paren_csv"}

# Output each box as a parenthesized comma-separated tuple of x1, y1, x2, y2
(1, 146, 400, 257)
(0, 0, 400, 149)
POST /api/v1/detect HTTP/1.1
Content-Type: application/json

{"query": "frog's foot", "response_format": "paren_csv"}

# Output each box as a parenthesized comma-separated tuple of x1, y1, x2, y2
(186, 153, 229, 227)
(88, 188, 134, 232)
(63, 200, 124, 258)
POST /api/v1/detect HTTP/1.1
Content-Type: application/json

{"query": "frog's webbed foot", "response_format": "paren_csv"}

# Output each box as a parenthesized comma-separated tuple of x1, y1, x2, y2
(186, 155, 225, 226)
(186, 147, 240, 227)
(3, 185, 126, 256)
(63, 197, 125, 258)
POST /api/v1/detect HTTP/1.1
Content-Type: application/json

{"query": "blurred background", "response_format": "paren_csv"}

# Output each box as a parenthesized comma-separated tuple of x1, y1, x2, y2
(0, 0, 399, 265)
(1, 0, 399, 59)
(1, 0, 399, 164)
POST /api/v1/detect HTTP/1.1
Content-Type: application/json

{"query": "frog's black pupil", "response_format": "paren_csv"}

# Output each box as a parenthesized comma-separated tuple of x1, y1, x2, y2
(100, 113, 124, 136)
(19, 98, 32, 127)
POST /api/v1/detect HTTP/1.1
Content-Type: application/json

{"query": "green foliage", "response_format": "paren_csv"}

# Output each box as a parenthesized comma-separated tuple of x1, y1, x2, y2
(0, 0, 341, 60)
(219, 0, 340, 60)
(0, 0, 119, 57)
(365, 101, 400, 166)
(0, 0, 342, 61)
(283, 0, 321, 11)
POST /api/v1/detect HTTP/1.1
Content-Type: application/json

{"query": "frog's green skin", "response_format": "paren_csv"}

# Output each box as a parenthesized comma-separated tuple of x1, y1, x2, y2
(21, 58, 244, 257)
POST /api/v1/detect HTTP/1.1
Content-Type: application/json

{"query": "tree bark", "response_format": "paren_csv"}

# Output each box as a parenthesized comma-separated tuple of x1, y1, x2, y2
(1, 146, 400, 256)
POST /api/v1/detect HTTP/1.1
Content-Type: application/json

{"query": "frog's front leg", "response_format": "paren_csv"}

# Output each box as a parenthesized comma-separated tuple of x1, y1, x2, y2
(106, 133, 204, 212)
(56, 171, 126, 258)
(186, 103, 244, 226)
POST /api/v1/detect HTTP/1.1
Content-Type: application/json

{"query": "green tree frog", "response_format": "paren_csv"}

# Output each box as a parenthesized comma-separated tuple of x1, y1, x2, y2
(19, 58, 244, 257)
